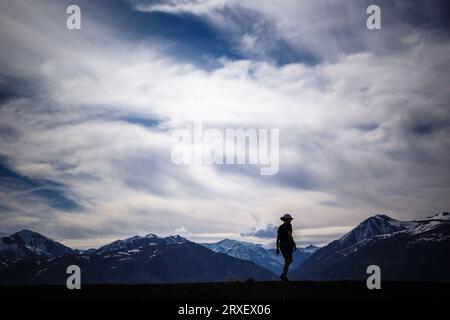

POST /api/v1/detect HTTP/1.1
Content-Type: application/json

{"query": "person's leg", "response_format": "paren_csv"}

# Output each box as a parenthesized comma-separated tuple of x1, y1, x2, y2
(283, 258, 292, 278)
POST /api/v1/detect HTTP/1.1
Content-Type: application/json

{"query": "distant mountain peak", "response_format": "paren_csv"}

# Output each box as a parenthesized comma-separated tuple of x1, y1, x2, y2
(13, 229, 45, 239)
(145, 233, 158, 238)
(339, 214, 411, 246)
(165, 235, 188, 243)
(304, 245, 320, 252)
(216, 239, 253, 248)
(15, 228, 37, 234)
(218, 238, 237, 243)
(1, 229, 73, 259)
(372, 214, 394, 220)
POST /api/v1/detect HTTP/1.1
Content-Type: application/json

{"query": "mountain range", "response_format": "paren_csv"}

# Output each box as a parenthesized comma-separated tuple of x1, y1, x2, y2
(0, 232, 276, 285)
(292, 213, 450, 281)
(1, 212, 449, 285)
(201, 239, 318, 274)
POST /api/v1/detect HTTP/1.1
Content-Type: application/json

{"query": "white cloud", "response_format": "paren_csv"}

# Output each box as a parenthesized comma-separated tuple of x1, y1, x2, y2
(174, 226, 188, 234)
(0, 0, 449, 248)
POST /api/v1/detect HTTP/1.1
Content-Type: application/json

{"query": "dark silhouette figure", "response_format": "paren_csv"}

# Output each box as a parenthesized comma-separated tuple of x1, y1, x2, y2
(276, 213, 296, 281)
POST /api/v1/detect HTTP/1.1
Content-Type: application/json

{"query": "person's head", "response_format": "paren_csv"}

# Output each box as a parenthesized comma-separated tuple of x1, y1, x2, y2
(280, 213, 293, 224)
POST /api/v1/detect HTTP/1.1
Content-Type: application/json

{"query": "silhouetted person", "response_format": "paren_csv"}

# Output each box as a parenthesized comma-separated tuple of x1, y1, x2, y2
(276, 213, 296, 281)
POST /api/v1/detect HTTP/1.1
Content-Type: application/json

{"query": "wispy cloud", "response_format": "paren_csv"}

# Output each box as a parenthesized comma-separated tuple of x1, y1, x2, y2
(0, 0, 449, 248)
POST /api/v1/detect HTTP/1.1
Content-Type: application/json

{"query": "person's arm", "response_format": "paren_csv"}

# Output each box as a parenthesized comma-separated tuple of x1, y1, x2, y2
(276, 233, 280, 255)
(288, 230, 297, 251)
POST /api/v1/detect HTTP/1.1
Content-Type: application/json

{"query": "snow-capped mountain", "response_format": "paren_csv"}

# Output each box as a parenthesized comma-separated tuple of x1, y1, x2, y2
(337, 212, 450, 245)
(2, 212, 449, 285)
(202, 239, 282, 274)
(0, 232, 276, 285)
(94, 234, 187, 255)
(201, 239, 317, 274)
(293, 212, 450, 281)
(0, 229, 74, 259)
(338, 214, 414, 247)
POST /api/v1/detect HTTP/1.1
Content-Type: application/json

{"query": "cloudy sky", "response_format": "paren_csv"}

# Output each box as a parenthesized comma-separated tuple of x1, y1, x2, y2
(0, 0, 449, 248)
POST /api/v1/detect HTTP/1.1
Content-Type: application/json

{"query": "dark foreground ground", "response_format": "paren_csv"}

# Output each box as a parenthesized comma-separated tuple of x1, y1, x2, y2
(1, 281, 449, 300)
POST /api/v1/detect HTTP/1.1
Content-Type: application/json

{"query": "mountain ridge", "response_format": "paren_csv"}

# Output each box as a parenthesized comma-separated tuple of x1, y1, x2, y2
(292, 212, 450, 281)
(2, 212, 449, 284)
(0, 231, 276, 286)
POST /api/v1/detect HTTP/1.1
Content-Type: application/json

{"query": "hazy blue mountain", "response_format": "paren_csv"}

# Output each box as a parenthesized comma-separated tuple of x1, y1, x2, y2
(201, 239, 318, 274)
(303, 245, 320, 254)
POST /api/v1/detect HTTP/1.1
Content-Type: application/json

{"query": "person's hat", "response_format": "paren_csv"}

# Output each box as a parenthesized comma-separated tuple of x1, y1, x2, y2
(280, 213, 293, 221)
